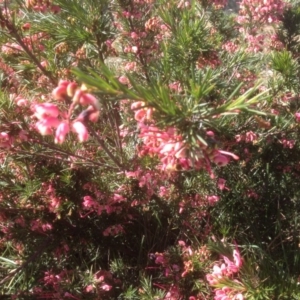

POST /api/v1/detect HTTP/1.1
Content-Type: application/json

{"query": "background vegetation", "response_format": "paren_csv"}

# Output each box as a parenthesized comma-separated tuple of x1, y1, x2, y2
(0, 0, 299, 299)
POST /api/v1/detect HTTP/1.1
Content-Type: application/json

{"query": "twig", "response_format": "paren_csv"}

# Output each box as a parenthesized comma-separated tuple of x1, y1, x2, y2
(88, 125, 125, 170)
(17, 140, 120, 170)
(103, 102, 124, 158)
(0, 9, 57, 85)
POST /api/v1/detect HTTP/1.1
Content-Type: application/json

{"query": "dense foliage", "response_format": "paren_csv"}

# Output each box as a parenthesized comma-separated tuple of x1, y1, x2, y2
(0, 0, 300, 299)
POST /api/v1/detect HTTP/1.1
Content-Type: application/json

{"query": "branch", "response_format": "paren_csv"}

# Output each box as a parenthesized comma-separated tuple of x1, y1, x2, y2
(88, 125, 125, 170)
(0, 9, 57, 85)
(19, 139, 120, 170)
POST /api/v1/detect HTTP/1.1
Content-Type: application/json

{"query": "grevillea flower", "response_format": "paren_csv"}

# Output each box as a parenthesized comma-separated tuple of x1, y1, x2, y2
(100, 283, 112, 291)
(217, 178, 228, 190)
(207, 195, 220, 205)
(55, 122, 70, 144)
(233, 249, 242, 268)
(295, 112, 300, 122)
(72, 121, 88, 142)
(36, 117, 60, 135)
(52, 84, 68, 100)
(213, 154, 230, 166)
(206, 247, 244, 299)
(0, 132, 12, 148)
(245, 131, 257, 143)
(79, 93, 100, 110)
(33, 103, 59, 119)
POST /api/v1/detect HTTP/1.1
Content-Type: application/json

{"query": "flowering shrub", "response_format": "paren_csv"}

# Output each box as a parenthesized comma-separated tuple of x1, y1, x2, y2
(0, 0, 300, 299)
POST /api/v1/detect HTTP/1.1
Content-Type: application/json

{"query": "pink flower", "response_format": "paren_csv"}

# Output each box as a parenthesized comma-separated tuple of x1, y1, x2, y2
(213, 154, 230, 166)
(233, 248, 242, 268)
(223, 256, 239, 274)
(0, 132, 12, 148)
(178, 240, 186, 247)
(215, 288, 230, 300)
(51, 5, 61, 14)
(94, 270, 112, 281)
(55, 122, 69, 144)
(31, 219, 53, 232)
(155, 254, 165, 265)
(124, 62, 137, 71)
(245, 131, 257, 143)
(164, 285, 180, 300)
(130, 32, 139, 39)
(85, 285, 94, 292)
(100, 283, 112, 291)
(131, 101, 145, 110)
(119, 76, 130, 85)
(177, 0, 191, 8)
(66, 82, 78, 97)
(83, 196, 96, 208)
(52, 80, 70, 100)
(131, 46, 138, 53)
(103, 224, 124, 236)
(174, 142, 186, 158)
(36, 117, 60, 135)
(217, 178, 227, 190)
(212, 263, 226, 277)
(40, 60, 49, 68)
(33, 103, 59, 119)
(14, 96, 28, 106)
(79, 93, 100, 110)
(41, 223, 53, 231)
(49, 196, 61, 212)
(295, 112, 300, 122)
(218, 150, 239, 160)
(207, 195, 220, 205)
(22, 23, 31, 30)
(206, 274, 218, 285)
(134, 109, 147, 122)
(72, 121, 88, 142)
(52, 85, 68, 100)
(281, 139, 295, 149)
(235, 134, 243, 142)
(159, 186, 170, 198)
(169, 81, 182, 92)
(112, 193, 126, 202)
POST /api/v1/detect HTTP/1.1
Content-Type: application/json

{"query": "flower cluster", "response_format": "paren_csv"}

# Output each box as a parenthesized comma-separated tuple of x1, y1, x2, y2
(210, 0, 228, 9)
(25, 0, 61, 13)
(85, 270, 116, 293)
(132, 102, 239, 175)
(206, 248, 245, 300)
(32, 80, 101, 143)
(0, 0, 300, 298)
(237, 0, 286, 25)
(237, 0, 286, 52)
(235, 131, 258, 143)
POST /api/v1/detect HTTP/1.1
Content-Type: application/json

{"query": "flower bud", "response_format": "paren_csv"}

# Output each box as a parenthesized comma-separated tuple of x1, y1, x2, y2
(67, 82, 78, 97)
